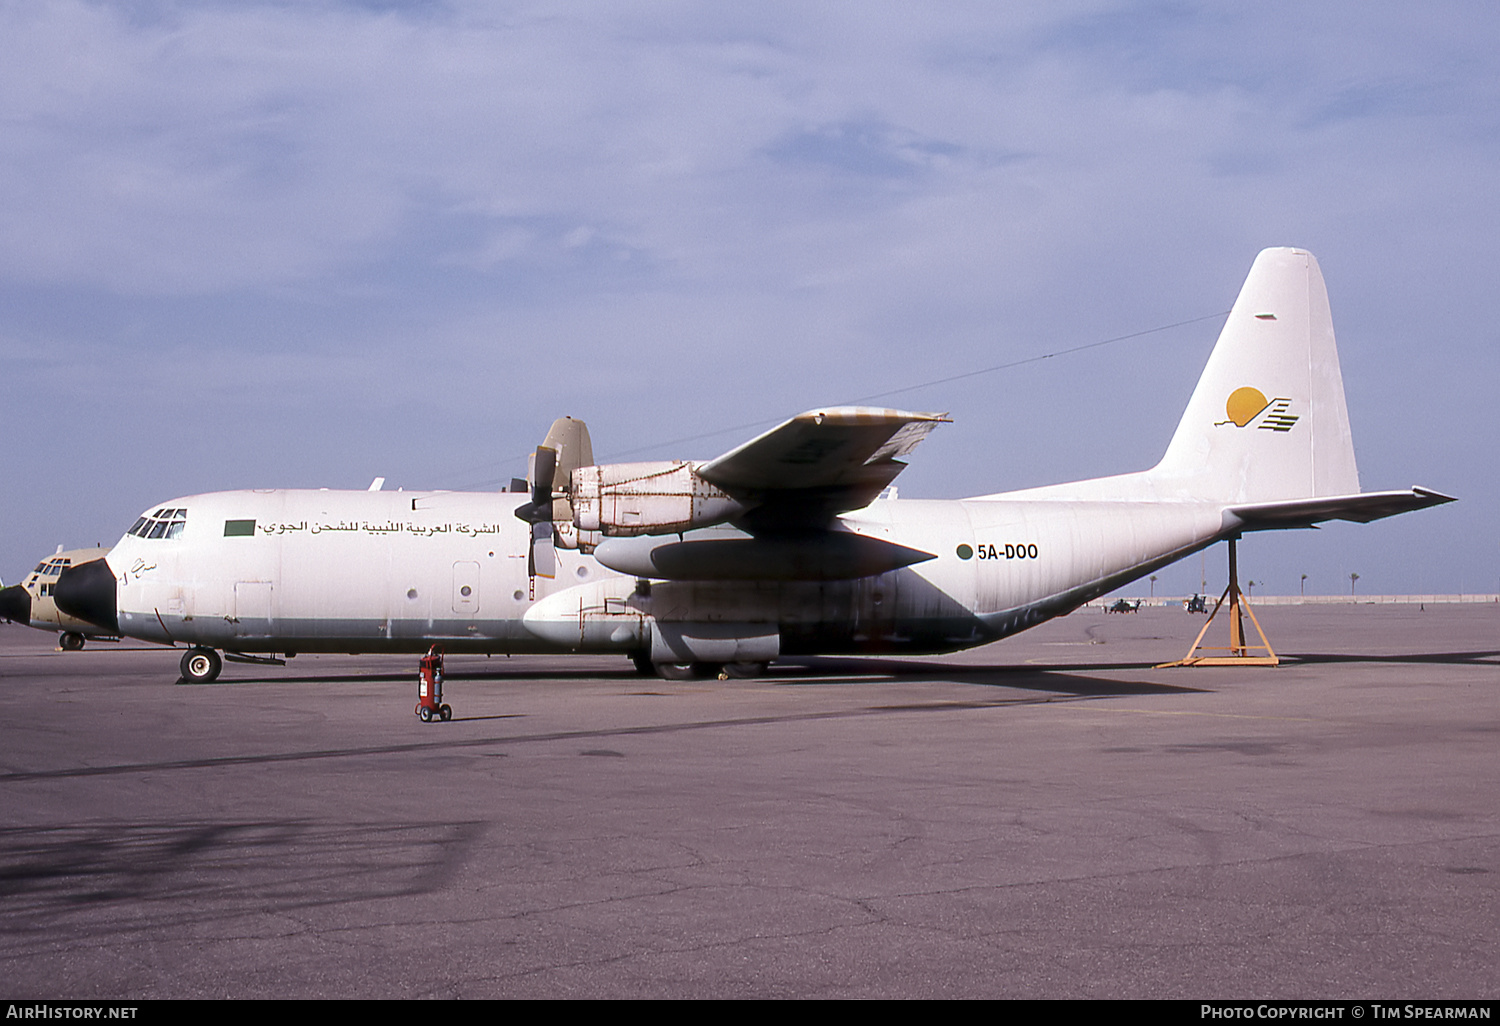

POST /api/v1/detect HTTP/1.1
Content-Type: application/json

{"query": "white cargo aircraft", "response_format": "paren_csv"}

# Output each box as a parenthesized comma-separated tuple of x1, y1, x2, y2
(56, 248, 1452, 683)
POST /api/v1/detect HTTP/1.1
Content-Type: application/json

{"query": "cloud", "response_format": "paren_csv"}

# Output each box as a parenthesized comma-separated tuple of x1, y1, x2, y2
(0, 1, 1495, 592)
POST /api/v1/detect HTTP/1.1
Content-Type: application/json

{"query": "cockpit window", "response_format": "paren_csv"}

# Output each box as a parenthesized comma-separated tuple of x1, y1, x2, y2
(129, 508, 188, 539)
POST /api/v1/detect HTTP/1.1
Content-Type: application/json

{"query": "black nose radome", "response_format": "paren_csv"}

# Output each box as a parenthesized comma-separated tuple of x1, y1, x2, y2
(0, 584, 31, 625)
(54, 559, 118, 634)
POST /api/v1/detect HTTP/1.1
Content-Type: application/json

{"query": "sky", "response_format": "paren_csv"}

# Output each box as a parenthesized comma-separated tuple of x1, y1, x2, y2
(2, 0, 1496, 599)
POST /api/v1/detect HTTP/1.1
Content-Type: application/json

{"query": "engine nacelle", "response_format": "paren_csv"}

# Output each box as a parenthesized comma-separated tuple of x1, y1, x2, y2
(571, 461, 748, 537)
(551, 518, 601, 552)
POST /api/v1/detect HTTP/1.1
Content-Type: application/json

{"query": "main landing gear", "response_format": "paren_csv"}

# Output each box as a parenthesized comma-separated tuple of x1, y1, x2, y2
(415, 644, 452, 722)
(631, 653, 770, 680)
(180, 647, 223, 684)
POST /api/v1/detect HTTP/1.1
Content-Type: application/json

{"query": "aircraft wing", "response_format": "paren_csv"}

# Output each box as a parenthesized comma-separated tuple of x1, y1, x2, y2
(697, 407, 950, 494)
(1227, 487, 1455, 529)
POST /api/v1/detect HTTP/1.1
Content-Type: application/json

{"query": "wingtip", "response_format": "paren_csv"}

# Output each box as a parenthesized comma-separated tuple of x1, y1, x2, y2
(796, 406, 951, 425)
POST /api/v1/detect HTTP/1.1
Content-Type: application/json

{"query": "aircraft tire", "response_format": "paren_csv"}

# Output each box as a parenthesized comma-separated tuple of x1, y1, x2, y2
(180, 647, 222, 685)
(723, 660, 769, 679)
(59, 632, 86, 651)
(629, 651, 653, 676)
(653, 661, 697, 681)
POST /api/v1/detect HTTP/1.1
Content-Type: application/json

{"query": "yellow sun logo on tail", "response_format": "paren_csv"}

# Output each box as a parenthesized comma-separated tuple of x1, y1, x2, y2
(1216, 387, 1299, 432)
(1223, 387, 1270, 426)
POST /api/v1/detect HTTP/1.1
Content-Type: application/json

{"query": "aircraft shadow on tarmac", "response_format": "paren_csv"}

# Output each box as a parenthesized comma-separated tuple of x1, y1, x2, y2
(0, 821, 484, 928)
(172, 646, 1500, 698)
(766, 657, 1209, 697)
(198, 657, 1207, 699)
(176, 642, 1499, 690)
(1280, 650, 1500, 667)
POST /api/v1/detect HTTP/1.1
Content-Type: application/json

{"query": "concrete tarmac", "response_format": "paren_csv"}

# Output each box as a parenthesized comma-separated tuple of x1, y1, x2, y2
(0, 603, 1495, 999)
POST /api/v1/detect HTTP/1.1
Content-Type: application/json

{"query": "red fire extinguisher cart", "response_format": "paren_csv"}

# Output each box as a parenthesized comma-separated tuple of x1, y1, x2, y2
(415, 644, 452, 722)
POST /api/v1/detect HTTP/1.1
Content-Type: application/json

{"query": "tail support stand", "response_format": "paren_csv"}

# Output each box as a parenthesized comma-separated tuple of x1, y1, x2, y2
(1158, 537, 1279, 668)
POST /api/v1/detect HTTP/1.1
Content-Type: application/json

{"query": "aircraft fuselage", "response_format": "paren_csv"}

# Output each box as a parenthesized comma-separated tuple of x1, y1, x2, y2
(99, 487, 1230, 659)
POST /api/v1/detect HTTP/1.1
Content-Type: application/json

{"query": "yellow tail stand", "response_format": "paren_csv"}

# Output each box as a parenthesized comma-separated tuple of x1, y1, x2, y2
(1158, 537, 1279, 668)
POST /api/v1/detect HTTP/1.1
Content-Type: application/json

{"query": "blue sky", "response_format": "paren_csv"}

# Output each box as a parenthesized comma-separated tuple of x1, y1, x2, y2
(2, 1, 1495, 597)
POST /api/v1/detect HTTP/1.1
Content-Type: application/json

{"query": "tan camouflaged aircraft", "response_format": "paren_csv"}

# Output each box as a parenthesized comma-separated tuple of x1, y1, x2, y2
(0, 546, 117, 649)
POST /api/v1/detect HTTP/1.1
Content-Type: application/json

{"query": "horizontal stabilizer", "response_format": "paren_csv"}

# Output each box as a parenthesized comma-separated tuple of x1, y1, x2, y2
(1227, 487, 1455, 530)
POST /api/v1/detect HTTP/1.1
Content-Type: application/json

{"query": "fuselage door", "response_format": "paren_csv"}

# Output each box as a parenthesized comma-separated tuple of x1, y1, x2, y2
(233, 581, 274, 637)
(452, 561, 480, 615)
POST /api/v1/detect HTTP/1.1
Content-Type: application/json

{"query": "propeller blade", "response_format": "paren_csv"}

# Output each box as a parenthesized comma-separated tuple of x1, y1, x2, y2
(519, 441, 564, 577)
(532, 446, 557, 507)
(529, 521, 556, 579)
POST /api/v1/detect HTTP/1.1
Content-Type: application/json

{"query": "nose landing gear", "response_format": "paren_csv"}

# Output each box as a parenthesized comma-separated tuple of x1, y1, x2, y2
(180, 647, 223, 684)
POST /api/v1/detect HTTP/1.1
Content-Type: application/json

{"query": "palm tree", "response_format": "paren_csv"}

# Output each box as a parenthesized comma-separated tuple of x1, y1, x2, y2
(1300, 573, 1307, 598)
(1350, 572, 1360, 599)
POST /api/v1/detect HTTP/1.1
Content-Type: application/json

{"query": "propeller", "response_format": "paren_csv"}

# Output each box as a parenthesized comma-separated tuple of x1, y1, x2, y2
(515, 445, 558, 579)
(513, 418, 595, 582)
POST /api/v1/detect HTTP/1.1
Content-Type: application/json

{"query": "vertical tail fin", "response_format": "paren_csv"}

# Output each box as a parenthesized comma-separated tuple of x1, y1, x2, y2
(540, 416, 595, 479)
(1152, 247, 1359, 503)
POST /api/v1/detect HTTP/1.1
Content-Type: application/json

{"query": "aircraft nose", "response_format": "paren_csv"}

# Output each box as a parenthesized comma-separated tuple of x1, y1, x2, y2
(0, 584, 31, 625)
(54, 558, 118, 634)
